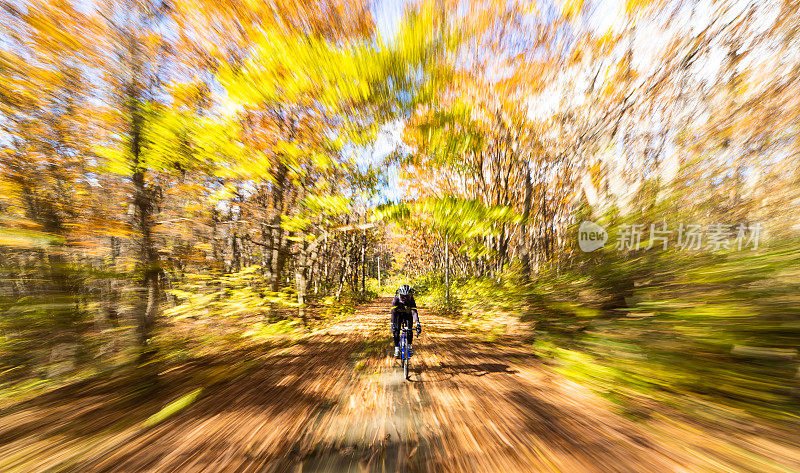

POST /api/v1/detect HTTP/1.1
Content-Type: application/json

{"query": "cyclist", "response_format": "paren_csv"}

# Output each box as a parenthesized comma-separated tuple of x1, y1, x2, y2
(391, 284, 421, 358)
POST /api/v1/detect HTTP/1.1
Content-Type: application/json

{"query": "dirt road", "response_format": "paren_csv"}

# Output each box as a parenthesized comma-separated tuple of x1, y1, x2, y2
(1, 297, 798, 472)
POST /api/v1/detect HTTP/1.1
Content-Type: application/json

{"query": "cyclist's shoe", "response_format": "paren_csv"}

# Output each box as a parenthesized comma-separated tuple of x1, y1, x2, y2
(393, 346, 400, 358)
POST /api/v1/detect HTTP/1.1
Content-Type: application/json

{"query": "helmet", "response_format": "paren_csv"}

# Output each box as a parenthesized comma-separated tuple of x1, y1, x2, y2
(396, 285, 413, 296)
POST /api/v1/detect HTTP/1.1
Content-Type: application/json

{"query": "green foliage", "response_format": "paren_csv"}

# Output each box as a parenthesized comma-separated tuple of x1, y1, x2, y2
(0, 264, 107, 384)
(375, 196, 521, 261)
(318, 295, 358, 320)
(165, 266, 297, 322)
(143, 388, 203, 428)
(411, 270, 526, 319)
(529, 241, 800, 421)
(242, 320, 301, 342)
(410, 272, 460, 315)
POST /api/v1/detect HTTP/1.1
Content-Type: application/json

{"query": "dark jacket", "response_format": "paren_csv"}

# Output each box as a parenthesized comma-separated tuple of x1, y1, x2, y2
(391, 295, 419, 324)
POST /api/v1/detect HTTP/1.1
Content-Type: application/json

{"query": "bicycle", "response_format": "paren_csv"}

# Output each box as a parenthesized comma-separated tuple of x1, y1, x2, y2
(397, 320, 418, 380)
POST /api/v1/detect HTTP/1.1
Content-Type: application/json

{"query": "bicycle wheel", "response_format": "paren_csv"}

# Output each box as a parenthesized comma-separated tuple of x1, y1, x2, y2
(400, 331, 409, 379)
(403, 346, 409, 379)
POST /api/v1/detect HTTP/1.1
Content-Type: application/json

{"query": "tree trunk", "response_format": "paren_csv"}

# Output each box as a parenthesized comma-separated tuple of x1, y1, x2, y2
(269, 163, 288, 291)
(295, 241, 308, 324)
(128, 77, 161, 351)
(229, 230, 240, 273)
(445, 233, 450, 305)
(131, 171, 160, 348)
(106, 236, 120, 328)
(360, 232, 366, 297)
(336, 252, 350, 300)
(520, 158, 533, 282)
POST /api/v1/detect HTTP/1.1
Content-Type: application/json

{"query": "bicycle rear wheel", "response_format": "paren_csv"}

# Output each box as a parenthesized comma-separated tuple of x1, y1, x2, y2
(400, 330, 409, 379)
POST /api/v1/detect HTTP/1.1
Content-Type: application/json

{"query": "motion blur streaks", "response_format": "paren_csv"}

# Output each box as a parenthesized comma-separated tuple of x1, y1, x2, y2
(1, 0, 800, 472)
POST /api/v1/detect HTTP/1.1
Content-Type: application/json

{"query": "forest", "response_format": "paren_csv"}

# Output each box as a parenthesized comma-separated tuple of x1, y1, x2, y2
(0, 0, 799, 471)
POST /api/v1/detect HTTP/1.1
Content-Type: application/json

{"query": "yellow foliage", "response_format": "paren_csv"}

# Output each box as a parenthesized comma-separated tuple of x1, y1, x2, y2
(562, 0, 585, 20)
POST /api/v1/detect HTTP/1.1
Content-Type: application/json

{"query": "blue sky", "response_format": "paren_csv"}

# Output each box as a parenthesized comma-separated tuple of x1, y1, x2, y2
(372, 0, 409, 42)
(356, 0, 413, 203)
